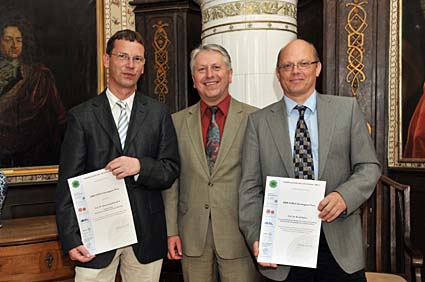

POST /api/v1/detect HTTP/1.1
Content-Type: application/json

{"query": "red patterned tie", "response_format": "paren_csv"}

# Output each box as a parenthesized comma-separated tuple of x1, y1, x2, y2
(293, 105, 314, 179)
(206, 106, 220, 174)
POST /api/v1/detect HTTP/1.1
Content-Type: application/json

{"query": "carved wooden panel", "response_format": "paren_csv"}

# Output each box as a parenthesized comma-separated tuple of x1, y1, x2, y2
(132, 0, 201, 113)
(323, 0, 378, 139)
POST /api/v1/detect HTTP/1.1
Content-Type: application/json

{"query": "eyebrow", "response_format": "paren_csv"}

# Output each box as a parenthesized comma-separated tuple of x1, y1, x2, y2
(3, 36, 22, 39)
(116, 51, 143, 57)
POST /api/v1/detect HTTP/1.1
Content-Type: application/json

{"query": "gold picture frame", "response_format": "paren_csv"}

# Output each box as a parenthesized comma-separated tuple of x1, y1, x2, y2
(388, 0, 425, 169)
(0, 0, 106, 185)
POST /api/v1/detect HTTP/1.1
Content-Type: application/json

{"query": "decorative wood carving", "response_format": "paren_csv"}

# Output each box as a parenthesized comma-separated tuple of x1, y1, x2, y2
(345, 0, 368, 97)
(131, 0, 201, 112)
(152, 21, 171, 104)
(323, 0, 376, 136)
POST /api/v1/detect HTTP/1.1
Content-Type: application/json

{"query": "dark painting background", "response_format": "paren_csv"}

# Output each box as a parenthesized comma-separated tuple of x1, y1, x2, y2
(0, 0, 98, 168)
(402, 0, 425, 155)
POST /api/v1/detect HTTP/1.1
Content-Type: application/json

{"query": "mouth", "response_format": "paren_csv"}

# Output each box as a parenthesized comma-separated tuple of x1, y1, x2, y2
(122, 72, 135, 78)
(290, 77, 304, 83)
(204, 81, 219, 86)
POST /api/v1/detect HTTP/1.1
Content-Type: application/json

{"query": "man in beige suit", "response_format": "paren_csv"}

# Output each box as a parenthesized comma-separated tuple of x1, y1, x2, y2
(162, 44, 260, 282)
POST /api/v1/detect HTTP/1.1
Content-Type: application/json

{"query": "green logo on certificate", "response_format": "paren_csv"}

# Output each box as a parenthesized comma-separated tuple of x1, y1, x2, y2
(72, 180, 80, 188)
(269, 180, 277, 188)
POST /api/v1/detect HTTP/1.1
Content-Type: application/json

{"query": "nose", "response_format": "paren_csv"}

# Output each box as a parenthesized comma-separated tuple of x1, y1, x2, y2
(206, 67, 213, 78)
(126, 58, 135, 68)
(290, 64, 301, 73)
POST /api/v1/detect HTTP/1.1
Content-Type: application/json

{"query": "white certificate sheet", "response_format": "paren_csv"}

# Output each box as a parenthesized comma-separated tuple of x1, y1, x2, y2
(67, 169, 137, 255)
(258, 176, 326, 268)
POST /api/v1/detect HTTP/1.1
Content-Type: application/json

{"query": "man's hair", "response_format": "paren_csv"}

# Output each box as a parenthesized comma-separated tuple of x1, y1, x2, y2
(276, 39, 320, 66)
(0, 6, 36, 63)
(105, 29, 146, 55)
(190, 44, 232, 74)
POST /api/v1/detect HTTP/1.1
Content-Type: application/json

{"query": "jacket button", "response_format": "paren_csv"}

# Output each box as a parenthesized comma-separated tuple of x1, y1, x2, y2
(204, 204, 209, 209)
(208, 182, 214, 187)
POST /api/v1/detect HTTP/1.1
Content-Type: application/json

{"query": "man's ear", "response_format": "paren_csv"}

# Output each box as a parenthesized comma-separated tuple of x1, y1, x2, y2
(315, 61, 322, 77)
(103, 53, 110, 68)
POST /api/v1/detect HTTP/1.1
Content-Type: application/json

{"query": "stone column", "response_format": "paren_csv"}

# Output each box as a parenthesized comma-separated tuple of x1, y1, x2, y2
(195, 0, 298, 108)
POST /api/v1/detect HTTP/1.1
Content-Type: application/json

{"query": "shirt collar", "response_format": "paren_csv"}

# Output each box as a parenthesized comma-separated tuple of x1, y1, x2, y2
(283, 90, 317, 115)
(106, 88, 135, 111)
(200, 94, 231, 116)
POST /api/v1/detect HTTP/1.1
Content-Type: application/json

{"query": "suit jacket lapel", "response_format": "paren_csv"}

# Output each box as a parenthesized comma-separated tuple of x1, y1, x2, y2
(92, 92, 122, 153)
(186, 103, 210, 176)
(125, 93, 149, 151)
(317, 94, 336, 179)
(266, 100, 295, 177)
(213, 98, 243, 175)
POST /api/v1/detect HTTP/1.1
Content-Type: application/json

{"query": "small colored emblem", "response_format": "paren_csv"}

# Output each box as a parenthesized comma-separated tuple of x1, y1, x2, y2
(72, 180, 80, 188)
(269, 180, 278, 188)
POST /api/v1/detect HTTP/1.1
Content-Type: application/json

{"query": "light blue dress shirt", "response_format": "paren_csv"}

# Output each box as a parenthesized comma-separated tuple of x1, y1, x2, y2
(283, 91, 319, 180)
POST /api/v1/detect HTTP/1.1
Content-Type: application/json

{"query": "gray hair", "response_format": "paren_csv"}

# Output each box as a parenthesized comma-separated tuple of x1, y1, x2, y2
(190, 44, 232, 74)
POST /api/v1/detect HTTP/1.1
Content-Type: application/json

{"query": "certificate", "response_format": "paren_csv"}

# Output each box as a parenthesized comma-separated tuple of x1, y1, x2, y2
(68, 169, 138, 255)
(258, 176, 326, 268)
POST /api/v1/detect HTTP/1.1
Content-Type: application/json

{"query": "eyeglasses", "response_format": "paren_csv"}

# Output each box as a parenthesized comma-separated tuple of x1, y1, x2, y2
(277, 61, 319, 72)
(110, 53, 145, 64)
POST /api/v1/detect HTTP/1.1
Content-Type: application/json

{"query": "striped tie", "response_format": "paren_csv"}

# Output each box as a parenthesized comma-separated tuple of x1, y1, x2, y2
(116, 100, 129, 149)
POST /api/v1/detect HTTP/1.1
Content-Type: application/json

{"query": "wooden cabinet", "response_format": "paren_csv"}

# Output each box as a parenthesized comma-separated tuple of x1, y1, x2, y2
(0, 215, 74, 282)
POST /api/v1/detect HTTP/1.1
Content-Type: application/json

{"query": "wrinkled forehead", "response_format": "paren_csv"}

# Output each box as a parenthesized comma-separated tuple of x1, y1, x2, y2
(280, 42, 317, 62)
(194, 50, 227, 66)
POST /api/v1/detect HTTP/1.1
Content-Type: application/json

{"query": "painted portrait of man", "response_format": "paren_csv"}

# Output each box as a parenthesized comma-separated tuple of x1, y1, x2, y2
(402, 0, 425, 158)
(0, 1, 97, 170)
(0, 7, 66, 167)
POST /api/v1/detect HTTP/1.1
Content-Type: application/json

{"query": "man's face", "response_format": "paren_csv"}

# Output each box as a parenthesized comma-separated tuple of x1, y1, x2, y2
(192, 50, 232, 105)
(0, 26, 23, 60)
(103, 39, 145, 92)
(276, 40, 321, 102)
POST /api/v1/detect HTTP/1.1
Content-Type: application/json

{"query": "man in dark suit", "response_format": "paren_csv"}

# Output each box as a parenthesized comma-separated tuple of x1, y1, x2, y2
(239, 39, 381, 282)
(55, 29, 179, 282)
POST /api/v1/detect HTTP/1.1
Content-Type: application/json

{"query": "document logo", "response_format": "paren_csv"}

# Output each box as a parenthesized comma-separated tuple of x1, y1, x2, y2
(266, 209, 275, 215)
(269, 180, 278, 188)
(72, 180, 80, 188)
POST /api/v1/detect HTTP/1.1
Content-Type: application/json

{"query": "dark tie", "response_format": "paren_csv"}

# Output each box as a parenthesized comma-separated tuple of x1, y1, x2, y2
(206, 106, 220, 174)
(293, 105, 314, 179)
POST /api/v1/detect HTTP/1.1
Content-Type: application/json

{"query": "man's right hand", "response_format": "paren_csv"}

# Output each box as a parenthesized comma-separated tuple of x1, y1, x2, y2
(68, 245, 95, 263)
(253, 241, 278, 268)
(167, 235, 183, 260)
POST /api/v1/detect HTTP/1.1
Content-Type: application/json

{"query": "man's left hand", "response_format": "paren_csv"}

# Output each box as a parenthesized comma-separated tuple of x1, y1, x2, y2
(106, 156, 141, 179)
(318, 192, 347, 222)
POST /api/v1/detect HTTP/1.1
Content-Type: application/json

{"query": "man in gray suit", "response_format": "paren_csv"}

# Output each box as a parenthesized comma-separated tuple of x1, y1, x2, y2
(162, 44, 260, 282)
(238, 39, 381, 282)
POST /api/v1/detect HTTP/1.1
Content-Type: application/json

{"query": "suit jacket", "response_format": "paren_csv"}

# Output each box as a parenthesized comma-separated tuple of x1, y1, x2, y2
(239, 94, 381, 281)
(56, 91, 179, 268)
(162, 98, 257, 259)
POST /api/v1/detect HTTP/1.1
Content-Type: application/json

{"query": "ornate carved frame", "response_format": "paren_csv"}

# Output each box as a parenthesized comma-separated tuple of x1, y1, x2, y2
(387, 0, 425, 169)
(1, 0, 106, 185)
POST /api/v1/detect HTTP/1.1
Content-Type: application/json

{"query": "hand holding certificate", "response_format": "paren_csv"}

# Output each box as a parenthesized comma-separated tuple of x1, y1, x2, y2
(68, 169, 138, 255)
(258, 176, 326, 268)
